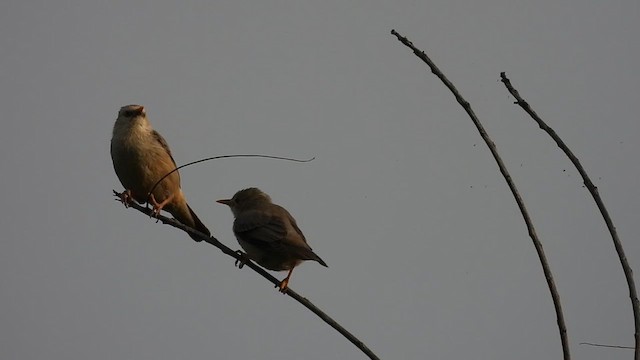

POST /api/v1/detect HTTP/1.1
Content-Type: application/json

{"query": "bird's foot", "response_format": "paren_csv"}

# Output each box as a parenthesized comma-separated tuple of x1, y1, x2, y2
(234, 250, 249, 269)
(114, 189, 133, 208)
(277, 278, 290, 293)
(277, 268, 294, 293)
(149, 193, 173, 219)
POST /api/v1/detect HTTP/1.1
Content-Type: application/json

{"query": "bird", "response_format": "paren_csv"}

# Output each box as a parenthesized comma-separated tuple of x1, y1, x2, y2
(217, 188, 327, 292)
(110, 104, 211, 242)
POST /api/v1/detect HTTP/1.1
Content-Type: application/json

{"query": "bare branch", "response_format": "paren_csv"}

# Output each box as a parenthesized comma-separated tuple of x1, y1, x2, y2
(112, 190, 381, 360)
(390, 29, 571, 360)
(500, 72, 640, 360)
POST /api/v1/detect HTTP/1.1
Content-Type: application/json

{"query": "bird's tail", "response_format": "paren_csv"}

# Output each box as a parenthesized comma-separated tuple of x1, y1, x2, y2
(292, 247, 328, 267)
(171, 201, 211, 242)
(311, 252, 328, 267)
(186, 203, 211, 241)
(305, 249, 329, 267)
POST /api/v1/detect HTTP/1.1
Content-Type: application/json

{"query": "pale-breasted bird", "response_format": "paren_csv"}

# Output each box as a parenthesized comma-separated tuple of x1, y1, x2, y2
(111, 104, 210, 242)
(217, 188, 327, 292)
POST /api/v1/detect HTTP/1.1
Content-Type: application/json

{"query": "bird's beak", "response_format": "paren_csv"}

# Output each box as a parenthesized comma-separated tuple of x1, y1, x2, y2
(216, 199, 231, 206)
(135, 105, 146, 115)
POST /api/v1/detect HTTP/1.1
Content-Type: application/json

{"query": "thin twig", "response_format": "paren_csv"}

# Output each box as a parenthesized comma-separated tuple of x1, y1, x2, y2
(147, 154, 315, 204)
(500, 72, 640, 360)
(580, 342, 634, 350)
(112, 190, 381, 360)
(390, 30, 571, 360)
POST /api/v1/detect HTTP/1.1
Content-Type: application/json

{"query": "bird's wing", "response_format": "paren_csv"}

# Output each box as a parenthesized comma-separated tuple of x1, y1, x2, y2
(282, 209, 326, 265)
(151, 130, 178, 168)
(233, 210, 288, 252)
(234, 209, 326, 265)
(287, 211, 309, 245)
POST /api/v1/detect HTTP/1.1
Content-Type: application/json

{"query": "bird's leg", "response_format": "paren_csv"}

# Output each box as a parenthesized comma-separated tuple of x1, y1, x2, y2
(277, 268, 295, 293)
(115, 189, 133, 208)
(234, 250, 249, 269)
(149, 193, 175, 218)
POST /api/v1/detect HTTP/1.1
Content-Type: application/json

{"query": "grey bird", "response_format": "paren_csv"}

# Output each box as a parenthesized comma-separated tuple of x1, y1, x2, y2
(111, 104, 210, 242)
(217, 188, 327, 291)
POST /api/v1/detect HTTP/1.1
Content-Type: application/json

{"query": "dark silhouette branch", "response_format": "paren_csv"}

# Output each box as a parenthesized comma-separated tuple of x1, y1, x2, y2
(112, 190, 381, 360)
(390, 29, 571, 360)
(500, 72, 639, 360)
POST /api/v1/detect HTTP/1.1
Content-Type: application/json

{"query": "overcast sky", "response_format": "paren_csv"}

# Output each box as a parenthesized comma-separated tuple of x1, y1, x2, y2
(1, 1, 638, 359)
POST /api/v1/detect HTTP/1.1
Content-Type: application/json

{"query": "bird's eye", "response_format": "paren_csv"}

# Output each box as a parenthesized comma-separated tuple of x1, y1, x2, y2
(127, 109, 143, 117)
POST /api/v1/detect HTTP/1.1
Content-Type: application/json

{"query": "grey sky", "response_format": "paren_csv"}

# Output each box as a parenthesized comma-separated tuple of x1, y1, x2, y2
(1, 1, 638, 359)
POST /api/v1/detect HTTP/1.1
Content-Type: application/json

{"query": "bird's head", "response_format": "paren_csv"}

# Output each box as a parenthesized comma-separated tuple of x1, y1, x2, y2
(113, 104, 150, 135)
(116, 104, 147, 125)
(217, 187, 272, 216)
(117, 104, 146, 121)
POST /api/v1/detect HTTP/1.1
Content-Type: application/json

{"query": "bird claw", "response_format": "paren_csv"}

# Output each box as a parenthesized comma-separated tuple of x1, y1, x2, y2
(148, 193, 176, 221)
(276, 279, 290, 293)
(148, 194, 163, 219)
(146, 208, 160, 221)
(234, 250, 249, 269)
(114, 190, 133, 208)
(276, 269, 294, 293)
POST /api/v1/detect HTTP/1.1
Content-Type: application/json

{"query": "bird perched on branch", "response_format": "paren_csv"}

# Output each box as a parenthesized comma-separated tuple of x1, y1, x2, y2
(217, 188, 327, 292)
(111, 104, 210, 242)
